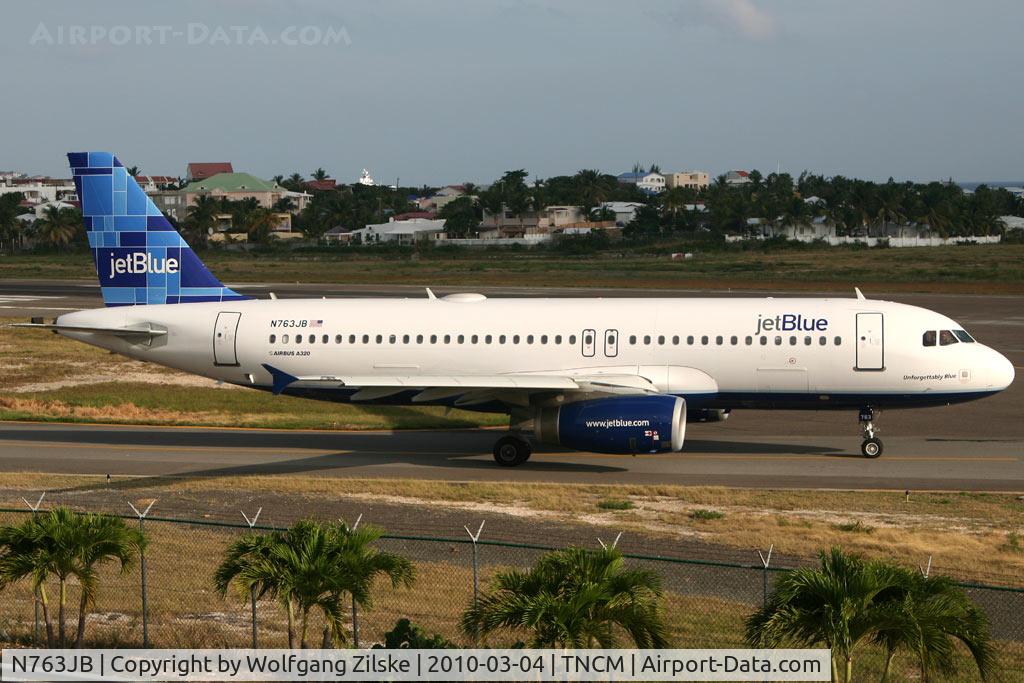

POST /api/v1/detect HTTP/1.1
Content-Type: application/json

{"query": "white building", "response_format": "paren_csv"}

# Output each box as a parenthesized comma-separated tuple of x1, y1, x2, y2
(725, 170, 752, 186)
(357, 169, 375, 186)
(0, 177, 77, 205)
(595, 201, 646, 226)
(352, 217, 447, 245)
(616, 171, 666, 194)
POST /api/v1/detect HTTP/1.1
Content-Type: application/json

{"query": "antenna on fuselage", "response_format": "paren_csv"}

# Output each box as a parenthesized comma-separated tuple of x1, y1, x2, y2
(854, 287, 866, 300)
(425, 287, 437, 300)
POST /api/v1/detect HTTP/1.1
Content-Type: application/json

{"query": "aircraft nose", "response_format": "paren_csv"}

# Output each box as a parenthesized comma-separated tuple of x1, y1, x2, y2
(990, 349, 1015, 390)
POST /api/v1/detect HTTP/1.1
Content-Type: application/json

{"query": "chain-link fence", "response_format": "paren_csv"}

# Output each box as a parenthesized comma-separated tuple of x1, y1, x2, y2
(0, 509, 1021, 680)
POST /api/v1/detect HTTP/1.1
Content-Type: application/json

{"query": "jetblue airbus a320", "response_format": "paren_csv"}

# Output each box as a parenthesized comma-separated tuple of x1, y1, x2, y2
(15, 153, 1015, 465)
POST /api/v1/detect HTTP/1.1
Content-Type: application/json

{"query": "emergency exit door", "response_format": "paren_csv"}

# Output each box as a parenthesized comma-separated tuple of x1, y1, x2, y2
(855, 312, 884, 371)
(214, 311, 242, 366)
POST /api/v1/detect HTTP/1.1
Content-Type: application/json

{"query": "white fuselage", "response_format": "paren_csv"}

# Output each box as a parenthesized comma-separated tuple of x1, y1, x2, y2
(54, 295, 1014, 412)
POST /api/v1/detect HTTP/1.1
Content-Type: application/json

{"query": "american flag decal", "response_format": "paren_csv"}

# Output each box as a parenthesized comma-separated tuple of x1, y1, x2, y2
(310, 319, 323, 328)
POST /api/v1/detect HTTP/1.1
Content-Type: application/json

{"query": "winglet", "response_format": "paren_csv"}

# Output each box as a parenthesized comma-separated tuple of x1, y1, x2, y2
(425, 287, 437, 300)
(854, 287, 866, 300)
(261, 363, 298, 395)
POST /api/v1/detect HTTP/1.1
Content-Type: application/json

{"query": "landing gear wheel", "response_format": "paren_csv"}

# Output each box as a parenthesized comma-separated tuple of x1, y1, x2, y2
(861, 437, 883, 459)
(493, 435, 531, 467)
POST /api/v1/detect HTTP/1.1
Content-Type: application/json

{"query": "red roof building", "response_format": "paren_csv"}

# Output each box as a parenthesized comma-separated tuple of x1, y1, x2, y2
(303, 179, 337, 192)
(393, 211, 437, 221)
(186, 162, 234, 181)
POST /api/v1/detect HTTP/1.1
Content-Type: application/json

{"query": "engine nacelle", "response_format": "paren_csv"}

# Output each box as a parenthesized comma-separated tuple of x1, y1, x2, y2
(687, 408, 731, 423)
(534, 395, 686, 454)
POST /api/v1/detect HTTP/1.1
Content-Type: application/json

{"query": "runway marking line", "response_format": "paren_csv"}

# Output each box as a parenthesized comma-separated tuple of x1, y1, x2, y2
(0, 440, 1016, 463)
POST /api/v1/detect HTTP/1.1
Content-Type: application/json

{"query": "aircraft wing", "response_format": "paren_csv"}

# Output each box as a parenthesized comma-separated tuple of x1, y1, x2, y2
(261, 364, 661, 405)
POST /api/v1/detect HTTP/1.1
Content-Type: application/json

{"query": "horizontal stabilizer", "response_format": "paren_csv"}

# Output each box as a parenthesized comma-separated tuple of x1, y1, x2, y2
(10, 322, 167, 339)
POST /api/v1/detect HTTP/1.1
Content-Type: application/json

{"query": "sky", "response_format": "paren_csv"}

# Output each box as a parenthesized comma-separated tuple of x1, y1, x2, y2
(1, 0, 1022, 185)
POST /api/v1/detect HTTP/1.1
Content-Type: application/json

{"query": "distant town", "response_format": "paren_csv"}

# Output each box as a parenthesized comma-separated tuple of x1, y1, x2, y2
(1, 161, 1022, 254)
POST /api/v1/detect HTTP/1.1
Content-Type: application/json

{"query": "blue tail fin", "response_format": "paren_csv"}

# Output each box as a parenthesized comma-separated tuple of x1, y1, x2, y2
(68, 151, 247, 306)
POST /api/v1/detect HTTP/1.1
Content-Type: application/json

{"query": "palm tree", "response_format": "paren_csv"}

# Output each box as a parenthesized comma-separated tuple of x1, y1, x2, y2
(0, 200, 24, 254)
(215, 520, 413, 648)
(126, 165, 140, 177)
(34, 205, 80, 247)
(461, 546, 668, 648)
(872, 569, 993, 682)
(0, 507, 145, 647)
(573, 169, 614, 210)
(318, 522, 414, 647)
(745, 547, 901, 683)
(311, 168, 329, 181)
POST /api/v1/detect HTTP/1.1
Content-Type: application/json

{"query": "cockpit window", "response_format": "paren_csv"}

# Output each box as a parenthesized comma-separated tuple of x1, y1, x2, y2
(953, 330, 975, 343)
(939, 330, 958, 346)
(922, 330, 936, 347)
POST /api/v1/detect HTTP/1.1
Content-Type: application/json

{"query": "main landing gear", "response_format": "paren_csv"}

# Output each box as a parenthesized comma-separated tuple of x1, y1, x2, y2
(859, 407, 883, 458)
(493, 434, 532, 467)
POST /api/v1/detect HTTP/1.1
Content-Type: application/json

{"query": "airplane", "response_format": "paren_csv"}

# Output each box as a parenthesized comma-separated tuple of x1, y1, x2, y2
(14, 152, 1015, 466)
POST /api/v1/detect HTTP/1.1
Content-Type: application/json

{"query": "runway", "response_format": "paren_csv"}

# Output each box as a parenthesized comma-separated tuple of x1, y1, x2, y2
(2, 279, 1022, 490)
(1, 421, 1021, 491)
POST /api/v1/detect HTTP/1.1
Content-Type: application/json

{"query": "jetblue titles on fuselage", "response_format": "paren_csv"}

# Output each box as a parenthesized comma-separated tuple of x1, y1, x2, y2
(754, 313, 828, 335)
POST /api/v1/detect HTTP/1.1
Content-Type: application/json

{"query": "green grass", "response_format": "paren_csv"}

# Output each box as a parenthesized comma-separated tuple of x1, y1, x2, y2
(834, 520, 876, 534)
(999, 532, 1024, 554)
(597, 499, 635, 510)
(4, 243, 1024, 293)
(689, 509, 725, 521)
(0, 382, 505, 431)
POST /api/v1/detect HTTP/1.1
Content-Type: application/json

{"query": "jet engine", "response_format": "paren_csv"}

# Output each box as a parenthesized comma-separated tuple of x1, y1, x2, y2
(534, 395, 686, 454)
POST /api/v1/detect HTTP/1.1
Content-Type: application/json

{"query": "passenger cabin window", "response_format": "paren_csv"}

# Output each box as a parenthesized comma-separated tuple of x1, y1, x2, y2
(335, 335, 342, 344)
(269, 334, 276, 343)
(309, 335, 315, 344)
(375, 334, 383, 344)
(922, 330, 936, 347)
(416, 334, 423, 344)
(629, 335, 637, 345)
(834, 336, 842, 346)
(499, 335, 506, 344)
(687, 336, 694, 345)
(296, 334, 303, 343)
(643, 335, 651, 345)
(569, 335, 577, 345)
(362, 334, 369, 344)
(701, 335, 709, 345)
(730, 336, 738, 345)
(745, 336, 753, 345)
(939, 330, 958, 346)
(282, 334, 289, 343)
(672, 335, 680, 345)
(555, 335, 562, 344)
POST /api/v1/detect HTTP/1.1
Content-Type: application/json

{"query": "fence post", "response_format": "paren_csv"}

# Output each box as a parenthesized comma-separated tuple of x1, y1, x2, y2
(348, 514, 363, 648)
(129, 500, 156, 648)
(241, 507, 263, 649)
(464, 521, 485, 645)
(919, 555, 932, 578)
(22, 492, 45, 645)
(758, 545, 774, 607)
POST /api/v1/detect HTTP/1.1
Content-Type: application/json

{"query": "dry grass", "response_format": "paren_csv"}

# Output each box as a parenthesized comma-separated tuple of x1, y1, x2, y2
(0, 515, 1017, 680)
(2, 473, 1022, 585)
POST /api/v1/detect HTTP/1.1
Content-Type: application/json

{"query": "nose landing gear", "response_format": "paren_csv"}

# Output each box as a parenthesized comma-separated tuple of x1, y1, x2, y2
(493, 434, 532, 467)
(859, 407, 883, 458)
